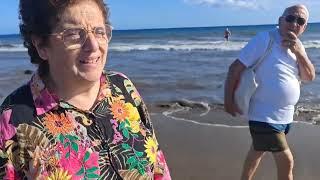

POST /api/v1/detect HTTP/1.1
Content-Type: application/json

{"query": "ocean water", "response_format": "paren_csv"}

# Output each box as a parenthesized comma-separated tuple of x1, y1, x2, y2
(1, 23, 320, 111)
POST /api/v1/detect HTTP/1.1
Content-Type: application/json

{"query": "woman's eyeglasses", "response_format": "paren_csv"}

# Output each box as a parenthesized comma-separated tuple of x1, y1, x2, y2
(284, 15, 306, 26)
(49, 24, 113, 50)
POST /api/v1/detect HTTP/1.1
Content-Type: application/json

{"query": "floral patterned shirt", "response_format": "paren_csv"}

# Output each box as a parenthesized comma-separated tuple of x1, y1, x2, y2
(0, 71, 171, 180)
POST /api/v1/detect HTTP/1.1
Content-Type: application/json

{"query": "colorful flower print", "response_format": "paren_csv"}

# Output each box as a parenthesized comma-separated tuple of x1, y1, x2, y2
(47, 168, 72, 180)
(4, 163, 21, 180)
(57, 135, 100, 180)
(144, 137, 158, 164)
(110, 100, 129, 122)
(0, 109, 16, 149)
(43, 112, 75, 136)
(125, 103, 140, 122)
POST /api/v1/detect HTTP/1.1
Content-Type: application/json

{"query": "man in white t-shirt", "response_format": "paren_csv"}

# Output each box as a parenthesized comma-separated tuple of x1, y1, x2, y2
(224, 4, 315, 180)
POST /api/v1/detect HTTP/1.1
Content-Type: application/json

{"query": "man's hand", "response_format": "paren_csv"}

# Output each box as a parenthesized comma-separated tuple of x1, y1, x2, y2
(281, 31, 315, 81)
(224, 99, 242, 117)
(282, 31, 306, 56)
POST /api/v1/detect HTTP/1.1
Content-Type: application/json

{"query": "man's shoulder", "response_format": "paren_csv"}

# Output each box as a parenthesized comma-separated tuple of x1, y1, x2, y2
(247, 28, 275, 48)
(259, 28, 279, 40)
(254, 30, 271, 40)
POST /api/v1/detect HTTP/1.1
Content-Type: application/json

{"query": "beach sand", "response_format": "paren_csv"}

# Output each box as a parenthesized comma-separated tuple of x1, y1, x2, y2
(149, 104, 320, 180)
(1, 72, 320, 180)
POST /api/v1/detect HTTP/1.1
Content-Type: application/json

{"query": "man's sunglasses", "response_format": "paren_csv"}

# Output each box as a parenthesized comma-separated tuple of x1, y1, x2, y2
(284, 15, 306, 26)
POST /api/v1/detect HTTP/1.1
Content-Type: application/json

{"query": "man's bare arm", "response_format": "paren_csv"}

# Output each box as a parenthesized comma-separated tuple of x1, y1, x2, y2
(224, 59, 246, 116)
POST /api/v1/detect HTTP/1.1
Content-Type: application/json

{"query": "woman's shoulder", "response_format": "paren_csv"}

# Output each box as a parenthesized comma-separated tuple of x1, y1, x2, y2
(105, 70, 130, 80)
(103, 70, 142, 105)
(104, 70, 136, 86)
(1, 84, 33, 108)
(1, 83, 35, 125)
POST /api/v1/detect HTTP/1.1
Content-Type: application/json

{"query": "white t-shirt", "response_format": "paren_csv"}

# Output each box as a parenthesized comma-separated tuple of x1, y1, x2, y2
(238, 27, 301, 124)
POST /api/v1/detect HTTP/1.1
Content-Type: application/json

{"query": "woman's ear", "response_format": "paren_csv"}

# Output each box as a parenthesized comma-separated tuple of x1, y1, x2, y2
(31, 35, 49, 60)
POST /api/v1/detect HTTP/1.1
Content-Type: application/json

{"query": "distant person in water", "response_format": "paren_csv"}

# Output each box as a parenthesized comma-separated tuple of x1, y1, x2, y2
(224, 4, 315, 180)
(224, 28, 231, 41)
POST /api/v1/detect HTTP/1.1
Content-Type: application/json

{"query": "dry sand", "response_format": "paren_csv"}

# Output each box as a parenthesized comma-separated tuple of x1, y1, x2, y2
(150, 105, 320, 180)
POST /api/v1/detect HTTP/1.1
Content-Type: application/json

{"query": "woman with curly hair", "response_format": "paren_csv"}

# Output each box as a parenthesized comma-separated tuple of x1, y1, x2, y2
(0, 0, 171, 179)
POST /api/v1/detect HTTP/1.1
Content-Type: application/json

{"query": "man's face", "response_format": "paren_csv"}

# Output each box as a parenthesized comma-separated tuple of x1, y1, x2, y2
(279, 7, 308, 37)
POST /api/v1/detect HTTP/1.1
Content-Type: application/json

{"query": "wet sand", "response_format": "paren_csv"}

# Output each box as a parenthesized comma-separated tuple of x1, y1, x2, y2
(150, 104, 320, 180)
(1, 73, 320, 180)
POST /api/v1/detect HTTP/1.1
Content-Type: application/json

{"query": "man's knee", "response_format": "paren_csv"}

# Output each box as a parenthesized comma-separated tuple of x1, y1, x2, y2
(273, 149, 294, 169)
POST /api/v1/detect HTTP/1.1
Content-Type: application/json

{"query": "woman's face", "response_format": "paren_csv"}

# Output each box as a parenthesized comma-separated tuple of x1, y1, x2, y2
(41, 0, 109, 84)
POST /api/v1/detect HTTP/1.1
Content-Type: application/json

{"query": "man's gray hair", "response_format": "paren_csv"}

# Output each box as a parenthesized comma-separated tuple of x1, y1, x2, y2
(282, 4, 309, 21)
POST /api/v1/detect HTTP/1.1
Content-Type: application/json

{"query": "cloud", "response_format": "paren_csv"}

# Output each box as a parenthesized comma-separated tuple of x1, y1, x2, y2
(184, 0, 320, 10)
(184, 0, 264, 10)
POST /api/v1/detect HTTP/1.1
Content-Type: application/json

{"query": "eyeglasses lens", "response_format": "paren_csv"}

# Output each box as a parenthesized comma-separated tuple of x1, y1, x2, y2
(285, 15, 306, 26)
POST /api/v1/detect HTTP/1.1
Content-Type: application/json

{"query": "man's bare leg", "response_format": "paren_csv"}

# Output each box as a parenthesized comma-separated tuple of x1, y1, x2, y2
(241, 146, 265, 180)
(273, 148, 294, 180)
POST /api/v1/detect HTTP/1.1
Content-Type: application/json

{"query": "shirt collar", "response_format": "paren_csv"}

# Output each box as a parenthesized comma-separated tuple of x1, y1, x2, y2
(29, 71, 110, 115)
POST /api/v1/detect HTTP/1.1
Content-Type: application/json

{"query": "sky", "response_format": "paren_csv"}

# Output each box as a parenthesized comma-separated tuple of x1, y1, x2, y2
(0, 0, 319, 35)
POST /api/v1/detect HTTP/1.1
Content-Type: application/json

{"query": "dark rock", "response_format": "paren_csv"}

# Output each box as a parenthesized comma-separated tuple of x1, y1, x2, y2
(0, 44, 15, 48)
(24, 70, 33, 75)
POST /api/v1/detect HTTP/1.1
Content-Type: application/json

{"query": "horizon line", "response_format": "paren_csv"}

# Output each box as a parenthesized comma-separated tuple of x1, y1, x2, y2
(115, 21, 319, 31)
(1, 21, 319, 35)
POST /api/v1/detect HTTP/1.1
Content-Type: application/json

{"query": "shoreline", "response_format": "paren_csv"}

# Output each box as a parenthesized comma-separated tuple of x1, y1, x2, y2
(149, 104, 320, 180)
(149, 100, 320, 126)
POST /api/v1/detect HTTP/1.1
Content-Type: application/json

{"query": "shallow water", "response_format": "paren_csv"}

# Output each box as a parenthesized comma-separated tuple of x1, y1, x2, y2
(1, 24, 320, 117)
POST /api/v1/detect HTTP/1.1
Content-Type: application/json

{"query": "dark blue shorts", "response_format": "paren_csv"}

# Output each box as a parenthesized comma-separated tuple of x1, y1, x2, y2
(249, 121, 292, 152)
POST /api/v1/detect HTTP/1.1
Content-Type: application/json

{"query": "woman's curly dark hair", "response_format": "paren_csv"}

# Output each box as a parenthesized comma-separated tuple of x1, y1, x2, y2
(19, 0, 110, 77)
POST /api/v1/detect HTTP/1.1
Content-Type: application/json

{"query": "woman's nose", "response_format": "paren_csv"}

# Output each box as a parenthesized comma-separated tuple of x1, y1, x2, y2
(82, 32, 99, 51)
